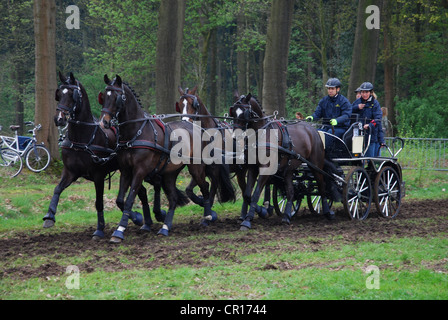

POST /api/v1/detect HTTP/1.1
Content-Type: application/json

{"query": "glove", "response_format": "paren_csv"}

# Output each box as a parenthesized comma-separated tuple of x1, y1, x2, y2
(330, 119, 337, 126)
(306, 116, 313, 122)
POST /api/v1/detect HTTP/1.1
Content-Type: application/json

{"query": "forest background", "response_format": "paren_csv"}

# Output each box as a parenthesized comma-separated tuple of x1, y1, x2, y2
(1, 0, 448, 160)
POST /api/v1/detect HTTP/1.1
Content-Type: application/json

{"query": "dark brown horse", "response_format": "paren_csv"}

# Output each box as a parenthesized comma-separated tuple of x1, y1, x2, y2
(177, 87, 270, 220)
(229, 93, 333, 230)
(44, 72, 158, 240)
(100, 75, 234, 242)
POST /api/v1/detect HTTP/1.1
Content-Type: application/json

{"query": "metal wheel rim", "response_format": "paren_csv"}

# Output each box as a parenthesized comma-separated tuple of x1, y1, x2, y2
(374, 167, 401, 218)
(343, 167, 372, 220)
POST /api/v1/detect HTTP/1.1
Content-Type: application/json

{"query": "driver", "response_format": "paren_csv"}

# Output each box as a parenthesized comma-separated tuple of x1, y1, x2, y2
(306, 78, 352, 150)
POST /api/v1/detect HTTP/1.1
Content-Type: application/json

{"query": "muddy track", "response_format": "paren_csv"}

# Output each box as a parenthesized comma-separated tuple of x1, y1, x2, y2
(1, 199, 447, 280)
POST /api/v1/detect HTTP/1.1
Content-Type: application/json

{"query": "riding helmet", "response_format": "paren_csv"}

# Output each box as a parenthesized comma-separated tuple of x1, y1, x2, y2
(325, 78, 342, 88)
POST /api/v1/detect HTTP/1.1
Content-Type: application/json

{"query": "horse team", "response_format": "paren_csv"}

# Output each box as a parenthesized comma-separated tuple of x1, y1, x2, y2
(44, 72, 332, 243)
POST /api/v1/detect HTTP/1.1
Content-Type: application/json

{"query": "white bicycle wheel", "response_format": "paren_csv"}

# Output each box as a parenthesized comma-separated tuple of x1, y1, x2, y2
(25, 144, 51, 172)
(0, 148, 23, 178)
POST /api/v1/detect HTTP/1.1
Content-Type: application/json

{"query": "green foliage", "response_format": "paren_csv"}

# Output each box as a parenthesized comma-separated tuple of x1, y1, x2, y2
(395, 78, 448, 138)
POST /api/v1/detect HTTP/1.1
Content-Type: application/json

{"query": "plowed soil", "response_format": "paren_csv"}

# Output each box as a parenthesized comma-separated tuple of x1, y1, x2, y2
(1, 199, 447, 280)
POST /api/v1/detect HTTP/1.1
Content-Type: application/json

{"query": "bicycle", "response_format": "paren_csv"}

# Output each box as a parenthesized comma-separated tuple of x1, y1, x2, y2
(0, 144, 23, 178)
(0, 122, 51, 175)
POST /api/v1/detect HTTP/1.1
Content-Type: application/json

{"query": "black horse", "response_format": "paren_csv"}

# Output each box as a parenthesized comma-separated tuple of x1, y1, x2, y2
(100, 75, 235, 242)
(229, 93, 333, 230)
(43, 72, 160, 240)
(177, 87, 270, 220)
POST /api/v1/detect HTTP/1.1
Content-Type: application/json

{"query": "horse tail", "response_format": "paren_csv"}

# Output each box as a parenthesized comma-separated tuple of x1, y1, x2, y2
(216, 163, 236, 203)
(175, 187, 190, 207)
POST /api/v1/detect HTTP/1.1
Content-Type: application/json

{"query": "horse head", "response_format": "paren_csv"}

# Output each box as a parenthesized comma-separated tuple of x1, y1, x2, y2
(176, 86, 200, 122)
(54, 71, 84, 126)
(100, 74, 127, 129)
(229, 91, 263, 130)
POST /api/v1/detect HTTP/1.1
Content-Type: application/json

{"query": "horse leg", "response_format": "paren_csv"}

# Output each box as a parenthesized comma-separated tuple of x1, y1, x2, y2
(281, 170, 295, 225)
(110, 173, 144, 244)
(190, 166, 216, 226)
(92, 176, 106, 240)
(43, 169, 77, 228)
(185, 179, 204, 206)
(240, 174, 271, 231)
(157, 174, 179, 236)
(137, 184, 153, 233)
(236, 169, 249, 221)
(152, 182, 166, 222)
(314, 171, 335, 220)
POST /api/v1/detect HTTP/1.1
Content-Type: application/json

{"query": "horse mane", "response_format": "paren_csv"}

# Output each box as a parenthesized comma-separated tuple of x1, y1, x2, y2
(122, 81, 144, 110)
(250, 95, 266, 116)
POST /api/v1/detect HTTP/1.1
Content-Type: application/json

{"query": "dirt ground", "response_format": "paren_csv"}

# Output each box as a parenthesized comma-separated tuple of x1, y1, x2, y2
(1, 198, 447, 280)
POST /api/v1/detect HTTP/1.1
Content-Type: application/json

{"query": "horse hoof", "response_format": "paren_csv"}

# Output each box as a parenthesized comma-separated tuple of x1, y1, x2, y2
(257, 207, 269, 219)
(92, 230, 105, 239)
(111, 230, 124, 241)
(155, 210, 166, 223)
(325, 211, 336, 221)
(109, 236, 123, 244)
(240, 220, 251, 230)
(131, 212, 144, 226)
(157, 228, 169, 237)
(282, 217, 291, 225)
(204, 210, 218, 222)
(43, 219, 55, 228)
(140, 224, 151, 233)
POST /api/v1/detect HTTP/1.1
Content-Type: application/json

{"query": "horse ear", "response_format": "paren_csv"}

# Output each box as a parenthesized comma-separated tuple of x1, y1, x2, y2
(178, 86, 184, 95)
(115, 75, 122, 86)
(69, 72, 76, 84)
(233, 90, 240, 102)
(58, 71, 65, 83)
(104, 74, 111, 85)
(246, 93, 252, 102)
(190, 85, 198, 95)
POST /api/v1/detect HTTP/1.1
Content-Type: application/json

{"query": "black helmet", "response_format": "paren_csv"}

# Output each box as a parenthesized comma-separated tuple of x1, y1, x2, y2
(355, 87, 361, 92)
(359, 82, 374, 91)
(325, 78, 342, 88)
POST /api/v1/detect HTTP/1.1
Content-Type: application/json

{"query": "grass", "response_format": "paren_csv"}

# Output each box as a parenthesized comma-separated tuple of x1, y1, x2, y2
(0, 164, 447, 301)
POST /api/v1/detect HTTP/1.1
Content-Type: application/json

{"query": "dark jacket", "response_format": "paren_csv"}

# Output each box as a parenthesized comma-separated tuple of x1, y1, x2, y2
(352, 97, 385, 144)
(312, 94, 352, 129)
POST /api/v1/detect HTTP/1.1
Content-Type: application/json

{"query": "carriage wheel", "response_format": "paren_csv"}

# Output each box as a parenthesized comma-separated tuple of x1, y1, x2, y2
(373, 166, 402, 219)
(272, 184, 302, 218)
(342, 166, 372, 220)
(307, 195, 333, 215)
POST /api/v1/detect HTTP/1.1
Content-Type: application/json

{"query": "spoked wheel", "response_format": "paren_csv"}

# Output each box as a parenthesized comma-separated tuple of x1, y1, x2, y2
(307, 195, 333, 215)
(0, 148, 23, 178)
(342, 166, 372, 220)
(373, 166, 402, 219)
(272, 184, 302, 218)
(25, 145, 51, 172)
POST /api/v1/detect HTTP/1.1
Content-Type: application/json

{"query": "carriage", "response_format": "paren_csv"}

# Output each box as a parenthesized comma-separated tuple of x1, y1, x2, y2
(270, 116, 406, 221)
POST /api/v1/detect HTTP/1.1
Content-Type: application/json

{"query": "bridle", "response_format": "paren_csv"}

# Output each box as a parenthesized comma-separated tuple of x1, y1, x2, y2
(101, 83, 127, 125)
(230, 95, 261, 130)
(56, 81, 82, 120)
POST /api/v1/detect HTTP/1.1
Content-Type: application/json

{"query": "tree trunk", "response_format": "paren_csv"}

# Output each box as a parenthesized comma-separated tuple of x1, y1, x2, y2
(34, 0, 59, 160)
(348, 0, 383, 102)
(155, 0, 186, 115)
(383, 0, 396, 135)
(262, 0, 295, 117)
(237, 6, 248, 95)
